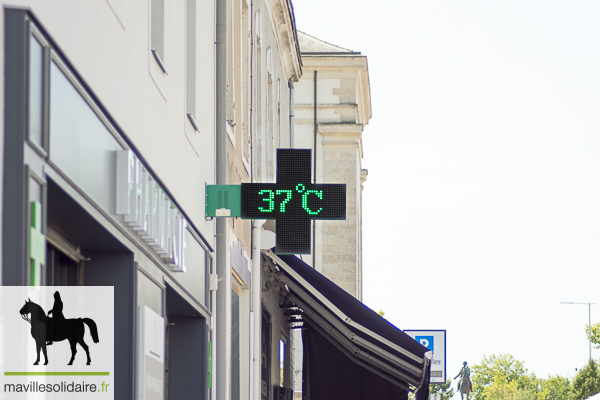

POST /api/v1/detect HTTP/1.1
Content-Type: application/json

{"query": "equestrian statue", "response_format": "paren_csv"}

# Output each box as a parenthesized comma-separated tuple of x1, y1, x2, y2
(454, 361, 473, 400)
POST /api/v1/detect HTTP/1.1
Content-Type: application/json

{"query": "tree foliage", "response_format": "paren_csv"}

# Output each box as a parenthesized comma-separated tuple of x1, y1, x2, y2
(537, 375, 571, 400)
(589, 322, 600, 350)
(471, 354, 539, 400)
(430, 379, 454, 400)
(482, 380, 537, 400)
(407, 380, 453, 400)
(460, 353, 576, 400)
(571, 360, 600, 400)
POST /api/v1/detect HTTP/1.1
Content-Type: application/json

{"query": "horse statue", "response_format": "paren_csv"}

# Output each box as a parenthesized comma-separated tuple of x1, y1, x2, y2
(454, 361, 473, 400)
(19, 297, 99, 366)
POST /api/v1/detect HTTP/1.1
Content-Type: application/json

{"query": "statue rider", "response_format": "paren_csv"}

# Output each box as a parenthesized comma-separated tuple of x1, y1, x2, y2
(46, 291, 65, 345)
(454, 361, 472, 396)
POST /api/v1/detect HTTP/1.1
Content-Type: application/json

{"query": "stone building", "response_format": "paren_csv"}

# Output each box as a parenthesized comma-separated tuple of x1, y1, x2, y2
(291, 31, 372, 398)
(293, 31, 371, 299)
(287, 32, 432, 400)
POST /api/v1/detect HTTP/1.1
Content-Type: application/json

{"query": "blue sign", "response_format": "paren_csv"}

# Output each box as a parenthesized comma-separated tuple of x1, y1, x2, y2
(405, 330, 446, 384)
(415, 336, 434, 352)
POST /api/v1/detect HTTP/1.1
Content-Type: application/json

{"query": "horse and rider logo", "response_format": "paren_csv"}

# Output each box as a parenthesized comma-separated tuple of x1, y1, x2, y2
(19, 291, 100, 366)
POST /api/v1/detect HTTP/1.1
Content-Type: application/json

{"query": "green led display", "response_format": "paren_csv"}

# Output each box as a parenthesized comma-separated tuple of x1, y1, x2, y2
(241, 183, 345, 220)
(254, 186, 330, 216)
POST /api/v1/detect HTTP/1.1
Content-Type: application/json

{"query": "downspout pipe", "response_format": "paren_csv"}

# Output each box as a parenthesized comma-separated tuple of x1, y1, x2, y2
(216, 0, 229, 397)
(312, 70, 317, 267)
(251, 219, 266, 400)
(249, 8, 258, 400)
(289, 78, 295, 148)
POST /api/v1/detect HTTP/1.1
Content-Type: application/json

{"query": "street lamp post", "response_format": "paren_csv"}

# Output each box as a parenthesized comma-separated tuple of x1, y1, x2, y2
(561, 302, 596, 362)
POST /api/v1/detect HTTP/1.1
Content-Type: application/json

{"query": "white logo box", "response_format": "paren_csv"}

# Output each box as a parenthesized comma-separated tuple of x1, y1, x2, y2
(0, 286, 114, 399)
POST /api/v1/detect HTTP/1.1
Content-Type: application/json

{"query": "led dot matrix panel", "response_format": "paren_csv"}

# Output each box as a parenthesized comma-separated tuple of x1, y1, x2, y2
(241, 149, 346, 254)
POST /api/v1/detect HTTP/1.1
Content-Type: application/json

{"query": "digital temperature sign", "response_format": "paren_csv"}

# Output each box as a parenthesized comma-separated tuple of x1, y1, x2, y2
(241, 149, 346, 254)
(240, 183, 346, 220)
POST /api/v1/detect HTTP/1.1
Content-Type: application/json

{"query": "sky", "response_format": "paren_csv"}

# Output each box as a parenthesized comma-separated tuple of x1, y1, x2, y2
(293, 0, 600, 391)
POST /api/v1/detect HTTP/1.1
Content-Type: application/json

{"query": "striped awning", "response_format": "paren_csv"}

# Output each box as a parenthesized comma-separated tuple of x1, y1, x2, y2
(264, 250, 431, 399)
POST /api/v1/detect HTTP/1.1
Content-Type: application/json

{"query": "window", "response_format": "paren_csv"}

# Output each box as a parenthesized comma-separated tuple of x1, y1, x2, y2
(261, 309, 271, 400)
(266, 49, 274, 181)
(226, 0, 235, 129)
(254, 14, 263, 181)
(151, 0, 166, 73)
(29, 173, 45, 286)
(186, 0, 199, 131)
(279, 338, 286, 387)
(46, 245, 80, 286)
(242, 2, 251, 165)
(231, 288, 240, 400)
(276, 79, 281, 149)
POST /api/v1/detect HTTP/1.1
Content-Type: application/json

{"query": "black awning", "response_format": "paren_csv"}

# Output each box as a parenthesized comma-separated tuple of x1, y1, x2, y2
(265, 251, 431, 399)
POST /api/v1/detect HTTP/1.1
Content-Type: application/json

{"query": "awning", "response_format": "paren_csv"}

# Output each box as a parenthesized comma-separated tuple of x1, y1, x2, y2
(264, 250, 431, 400)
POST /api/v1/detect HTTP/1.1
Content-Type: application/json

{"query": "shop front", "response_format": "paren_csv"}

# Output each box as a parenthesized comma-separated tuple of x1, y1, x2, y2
(3, 9, 212, 399)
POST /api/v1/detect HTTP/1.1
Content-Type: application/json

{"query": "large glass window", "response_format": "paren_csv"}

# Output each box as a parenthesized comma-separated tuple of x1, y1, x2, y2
(28, 174, 44, 286)
(49, 61, 122, 211)
(28, 34, 44, 149)
(180, 228, 207, 303)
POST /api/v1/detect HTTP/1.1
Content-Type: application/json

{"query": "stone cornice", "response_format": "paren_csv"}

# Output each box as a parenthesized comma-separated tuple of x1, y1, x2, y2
(295, 103, 358, 110)
(360, 169, 368, 186)
(319, 123, 364, 159)
(300, 56, 367, 68)
(301, 56, 371, 126)
(266, 0, 302, 81)
(319, 123, 363, 141)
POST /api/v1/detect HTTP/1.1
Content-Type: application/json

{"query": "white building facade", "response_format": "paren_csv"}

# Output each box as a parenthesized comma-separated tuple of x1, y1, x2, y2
(2, 1, 218, 398)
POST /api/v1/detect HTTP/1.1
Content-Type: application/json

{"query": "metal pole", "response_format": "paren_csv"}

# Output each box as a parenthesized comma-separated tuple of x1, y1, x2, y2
(216, 0, 229, 397)
(589, 303, 592, 362)
(561, 302, 596, 363)
(251, 219, 266, 400)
